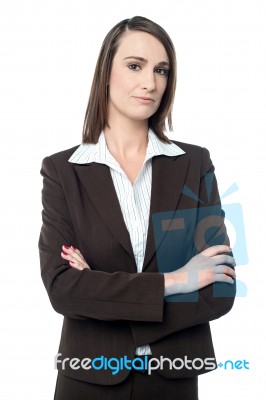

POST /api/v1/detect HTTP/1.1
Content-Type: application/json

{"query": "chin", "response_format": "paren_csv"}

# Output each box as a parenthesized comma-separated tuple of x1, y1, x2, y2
(128, 115, 153, 123)
(127, 110, 156, 121)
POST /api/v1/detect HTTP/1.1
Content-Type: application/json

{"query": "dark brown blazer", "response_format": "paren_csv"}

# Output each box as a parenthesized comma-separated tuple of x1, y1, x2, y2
(38, 139, 236, 385)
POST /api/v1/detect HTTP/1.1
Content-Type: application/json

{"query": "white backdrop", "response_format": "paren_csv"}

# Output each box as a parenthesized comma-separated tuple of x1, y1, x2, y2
(0, 0, 265, 398)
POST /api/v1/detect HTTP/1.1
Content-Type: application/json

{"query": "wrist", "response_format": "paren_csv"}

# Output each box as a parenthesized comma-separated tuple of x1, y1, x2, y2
(163, 270, 188, 297)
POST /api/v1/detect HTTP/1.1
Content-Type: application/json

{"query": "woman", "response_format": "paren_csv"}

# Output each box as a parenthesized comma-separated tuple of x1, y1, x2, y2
(38, 16, 236, 400)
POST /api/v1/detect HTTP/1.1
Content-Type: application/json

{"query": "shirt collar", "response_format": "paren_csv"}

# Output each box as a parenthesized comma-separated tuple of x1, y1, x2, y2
(68, 128, 185, 165)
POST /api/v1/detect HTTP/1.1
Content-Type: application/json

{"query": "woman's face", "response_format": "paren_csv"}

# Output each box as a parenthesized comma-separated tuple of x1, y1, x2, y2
(107, 30, 170, 124)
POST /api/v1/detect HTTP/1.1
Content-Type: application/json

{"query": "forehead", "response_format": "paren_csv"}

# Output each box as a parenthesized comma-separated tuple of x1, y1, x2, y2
(115, 30, 169, 62)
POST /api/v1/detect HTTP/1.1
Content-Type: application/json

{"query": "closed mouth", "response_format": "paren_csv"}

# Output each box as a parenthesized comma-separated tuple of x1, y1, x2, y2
(134, 97, 155, 101)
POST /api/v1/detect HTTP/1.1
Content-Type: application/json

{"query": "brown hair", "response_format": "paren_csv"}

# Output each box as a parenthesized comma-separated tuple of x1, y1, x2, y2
(82, 16, 177, 144)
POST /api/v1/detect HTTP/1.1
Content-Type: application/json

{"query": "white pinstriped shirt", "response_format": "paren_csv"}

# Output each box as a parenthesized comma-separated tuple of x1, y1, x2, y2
(68, 129, 185, 355)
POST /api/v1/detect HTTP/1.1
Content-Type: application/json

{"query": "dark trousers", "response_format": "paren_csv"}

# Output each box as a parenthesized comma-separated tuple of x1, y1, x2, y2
(54, 370, 198, 400)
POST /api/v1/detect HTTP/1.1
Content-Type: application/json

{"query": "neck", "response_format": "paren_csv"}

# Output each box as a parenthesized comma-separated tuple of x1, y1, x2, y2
(104, 117, 149, 159)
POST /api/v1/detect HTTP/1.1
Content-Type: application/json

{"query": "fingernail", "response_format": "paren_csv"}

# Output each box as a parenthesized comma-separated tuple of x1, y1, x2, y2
(63, 245, 69, 249)
(71, 246, 76, 250)
(62, 251, 68, 256)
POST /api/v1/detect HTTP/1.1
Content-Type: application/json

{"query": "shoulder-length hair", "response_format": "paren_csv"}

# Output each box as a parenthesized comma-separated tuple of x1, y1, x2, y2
(82, 16, 177, 144)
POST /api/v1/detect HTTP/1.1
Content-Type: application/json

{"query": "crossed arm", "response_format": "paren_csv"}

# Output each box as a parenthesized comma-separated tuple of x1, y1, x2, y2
(61, 244, 236, 296)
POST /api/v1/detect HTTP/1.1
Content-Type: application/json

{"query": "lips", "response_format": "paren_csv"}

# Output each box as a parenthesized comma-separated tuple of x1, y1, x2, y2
(135, 96, 154, 101)
(133, 96, 155, 104)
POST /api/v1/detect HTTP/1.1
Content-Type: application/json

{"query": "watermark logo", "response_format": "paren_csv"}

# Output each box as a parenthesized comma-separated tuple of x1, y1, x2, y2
(54, 354, 250, 375)
(152, 173, 248, 300)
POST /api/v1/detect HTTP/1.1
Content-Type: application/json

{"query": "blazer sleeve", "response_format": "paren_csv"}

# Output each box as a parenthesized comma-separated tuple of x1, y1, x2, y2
(130, 147, 236, 347)
(38, 155, 165, 322)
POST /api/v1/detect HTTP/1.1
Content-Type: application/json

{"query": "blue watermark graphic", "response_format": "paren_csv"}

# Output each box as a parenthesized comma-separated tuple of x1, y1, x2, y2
(152, 173, 248, 301)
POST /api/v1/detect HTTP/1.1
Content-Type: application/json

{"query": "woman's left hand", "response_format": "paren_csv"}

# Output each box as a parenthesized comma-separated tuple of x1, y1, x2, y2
(61, 245, 91, 270)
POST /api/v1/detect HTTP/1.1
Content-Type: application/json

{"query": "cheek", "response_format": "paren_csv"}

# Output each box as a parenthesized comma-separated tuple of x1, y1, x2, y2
(109, 67, 120, 88)
(109, 67, 136, 95)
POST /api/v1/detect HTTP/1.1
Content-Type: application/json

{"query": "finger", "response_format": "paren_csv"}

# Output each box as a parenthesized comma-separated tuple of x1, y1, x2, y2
(211, 255, 236, 267)
(61, 253, 88, 272)
(61, 251, 73, 261)
(72, 248, 85, 260)
(62, 244, 73, 252)
(201, 245, 232, 258)
(213, 274, 235, 284)
(62, 244, 80, 254)
(70, 260, 90, 270)
(80, 263, 91, 269)
(62, 245, 81, 256)
(71, 246, 81, 254)
(213, 265, 236, 279)
(61, 251, 80, 263)
(69, 260, 84, 270)
(71, 247, 87, 262)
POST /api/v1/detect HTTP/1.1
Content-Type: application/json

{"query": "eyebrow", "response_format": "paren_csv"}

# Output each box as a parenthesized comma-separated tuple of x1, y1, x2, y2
(123, 56, 170, 67)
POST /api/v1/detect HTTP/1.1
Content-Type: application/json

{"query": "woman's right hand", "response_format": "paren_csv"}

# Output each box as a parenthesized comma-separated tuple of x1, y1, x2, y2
(164, 245, 236, 296)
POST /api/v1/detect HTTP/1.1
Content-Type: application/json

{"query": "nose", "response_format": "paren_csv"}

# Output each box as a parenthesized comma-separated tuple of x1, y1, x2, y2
(141, 69, 156, 92)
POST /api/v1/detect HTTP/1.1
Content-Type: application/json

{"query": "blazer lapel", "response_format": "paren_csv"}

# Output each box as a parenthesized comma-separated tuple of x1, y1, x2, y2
(73, 163, 136, 265)
(73, 153, 189, 273)
(142, 154, 189, 272)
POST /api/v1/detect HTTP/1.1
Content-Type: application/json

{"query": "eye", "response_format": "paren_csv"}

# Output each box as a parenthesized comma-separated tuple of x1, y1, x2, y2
(155, 68, 169, 76)
(128, 63, 141, 71)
